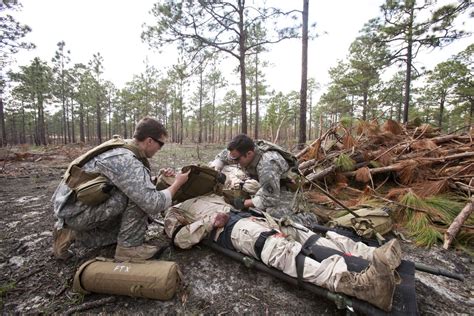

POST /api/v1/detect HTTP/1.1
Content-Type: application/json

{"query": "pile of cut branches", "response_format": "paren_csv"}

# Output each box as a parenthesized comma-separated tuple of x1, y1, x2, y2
(298, 119, 473, 251)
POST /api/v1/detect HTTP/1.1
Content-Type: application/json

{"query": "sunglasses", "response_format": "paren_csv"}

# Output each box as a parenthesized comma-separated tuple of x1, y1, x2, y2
(229, 155, 242, 162)
(151, 137, 165, 148)
(229, 152, 246, 162)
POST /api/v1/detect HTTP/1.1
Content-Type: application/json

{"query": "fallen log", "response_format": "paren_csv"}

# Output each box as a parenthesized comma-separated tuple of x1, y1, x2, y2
(306, 165, 336, 182)
(449, 182, 474, 194)
(431, 134, 472, 144)
(342, 163, 404, 177)
(299, 158, 316, 170)
(443, 198, 474, 250)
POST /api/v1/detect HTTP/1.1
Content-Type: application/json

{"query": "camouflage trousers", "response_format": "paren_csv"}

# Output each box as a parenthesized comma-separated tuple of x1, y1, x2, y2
(265, 189, 319, 228)
(61, 190, 148, 248)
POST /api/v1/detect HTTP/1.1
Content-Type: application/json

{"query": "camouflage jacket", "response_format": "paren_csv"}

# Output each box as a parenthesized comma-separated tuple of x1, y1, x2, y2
(211, 147, 289, 210)
(52, 145, 171, 227)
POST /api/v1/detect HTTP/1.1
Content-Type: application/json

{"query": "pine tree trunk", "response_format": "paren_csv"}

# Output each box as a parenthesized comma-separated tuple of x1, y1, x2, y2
(79, 103, 85, 143)
(122, 108, 127, 139)
(62, 95, 67, 144)
(86, 113, 90, 143)
(0, 96, 6, 146)
(38, 96, 47, 145)
(298, 0, 309, 150)
(71, 98, 76, 143)
(21, 106, 26, 144)
(403, 3, 414, 124)
(96, 102, 102, 144)
(438, 94, 445, 129)
(238, 0, 247, 134)
(198, 71, 203, 143)
(211, 85, 216, 142)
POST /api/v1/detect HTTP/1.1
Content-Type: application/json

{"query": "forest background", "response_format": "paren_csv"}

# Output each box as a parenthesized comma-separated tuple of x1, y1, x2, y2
(0, 0, 473, 149)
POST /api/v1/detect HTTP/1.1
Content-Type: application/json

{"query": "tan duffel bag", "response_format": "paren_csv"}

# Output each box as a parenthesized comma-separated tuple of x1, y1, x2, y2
(73, 257, 181, 300)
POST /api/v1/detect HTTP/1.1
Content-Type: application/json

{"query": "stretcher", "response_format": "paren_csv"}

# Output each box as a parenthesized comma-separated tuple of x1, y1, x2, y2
(201, 238, 418, 316)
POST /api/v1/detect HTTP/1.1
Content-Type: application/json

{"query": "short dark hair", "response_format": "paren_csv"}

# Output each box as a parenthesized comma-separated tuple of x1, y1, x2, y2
(133, 117, 168, 141)
(227, 134, 255, 154)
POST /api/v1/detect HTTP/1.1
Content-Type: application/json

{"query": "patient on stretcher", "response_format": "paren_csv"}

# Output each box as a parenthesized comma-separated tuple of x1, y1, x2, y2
(163, 194, 402, 311)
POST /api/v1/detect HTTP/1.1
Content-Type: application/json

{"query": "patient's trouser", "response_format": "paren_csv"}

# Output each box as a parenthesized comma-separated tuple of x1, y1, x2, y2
(230, 217, 348, 291)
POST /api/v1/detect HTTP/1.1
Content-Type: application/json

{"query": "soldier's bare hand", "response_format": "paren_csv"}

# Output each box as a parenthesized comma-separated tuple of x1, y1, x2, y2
(160, 168, 176, 177)
(174, 170, 190, 186)
(213, 212, 230, 228)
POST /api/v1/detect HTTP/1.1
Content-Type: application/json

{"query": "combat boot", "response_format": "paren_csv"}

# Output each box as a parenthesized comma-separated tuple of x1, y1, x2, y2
(335, 249, 396, 311)
(376, 239, 402, 270)
(52, 228, 75, 260)
(114, 244, 159, 262)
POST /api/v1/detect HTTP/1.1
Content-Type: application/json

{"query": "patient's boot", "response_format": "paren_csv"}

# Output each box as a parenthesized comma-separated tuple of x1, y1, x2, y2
(52, 228, 75, 260)
(335, 250, 396, 311)
(376, 239, 402, 270)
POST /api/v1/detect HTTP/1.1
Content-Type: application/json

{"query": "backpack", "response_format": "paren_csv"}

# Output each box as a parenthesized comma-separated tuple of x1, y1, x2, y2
(255, 139, 299, 170)
(327, 208, 393, 239)
(156, 164, 226, 203)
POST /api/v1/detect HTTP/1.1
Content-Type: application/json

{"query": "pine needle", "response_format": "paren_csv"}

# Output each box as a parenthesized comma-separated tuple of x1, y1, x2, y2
(397, 160, 419, 185)
(413, 180, 449, 197)
(425, 195, 469, 224)
(376, 152, 393, 166)
(343, 134, 355, 149)
(335, 173, 348, 185)
(369, 160, 382, 168)
(398, 190, 442, 247)
(382, 119, 403, 135)
(355, 167, 371, 183)
(386, 188, 410, 200)
(334, 153, 355, 172)
(397, 191, 473, 248)
(411, 139, 438, 151)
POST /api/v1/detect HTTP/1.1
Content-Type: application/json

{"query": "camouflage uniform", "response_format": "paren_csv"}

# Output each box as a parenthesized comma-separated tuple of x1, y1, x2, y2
(164, 195, 376, 292)
(211, 147, 291, 213)
(52, 146, 171, 248)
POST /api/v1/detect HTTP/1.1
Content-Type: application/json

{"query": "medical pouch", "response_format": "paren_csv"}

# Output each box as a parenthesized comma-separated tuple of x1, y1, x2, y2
(75, 175, 113, 206)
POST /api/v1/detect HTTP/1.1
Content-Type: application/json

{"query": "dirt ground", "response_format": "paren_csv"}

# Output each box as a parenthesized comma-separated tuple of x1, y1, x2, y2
(0, 144, 472, 315)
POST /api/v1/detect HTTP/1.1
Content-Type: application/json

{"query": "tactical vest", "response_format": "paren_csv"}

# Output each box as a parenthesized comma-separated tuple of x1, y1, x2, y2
(63, 137, 149, 206)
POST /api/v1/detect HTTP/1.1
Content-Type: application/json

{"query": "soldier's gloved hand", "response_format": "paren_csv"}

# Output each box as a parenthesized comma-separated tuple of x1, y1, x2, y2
(216, 172, 226, 184)
(230, 197, 246, 210)
(279, 215, 294, 227)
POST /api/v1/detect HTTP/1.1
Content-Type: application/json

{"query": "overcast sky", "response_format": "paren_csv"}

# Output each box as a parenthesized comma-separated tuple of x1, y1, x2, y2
(9, 0, 473, 99)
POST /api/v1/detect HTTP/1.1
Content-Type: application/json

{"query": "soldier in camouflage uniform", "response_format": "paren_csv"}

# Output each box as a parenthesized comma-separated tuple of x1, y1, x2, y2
(164, 195, 401, 312)
(52, 117, 189, 261)
(210, 134, 292, 213)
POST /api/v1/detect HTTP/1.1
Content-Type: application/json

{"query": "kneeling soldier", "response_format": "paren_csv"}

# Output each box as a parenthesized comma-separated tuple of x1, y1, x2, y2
(52, 117, 189, 261)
